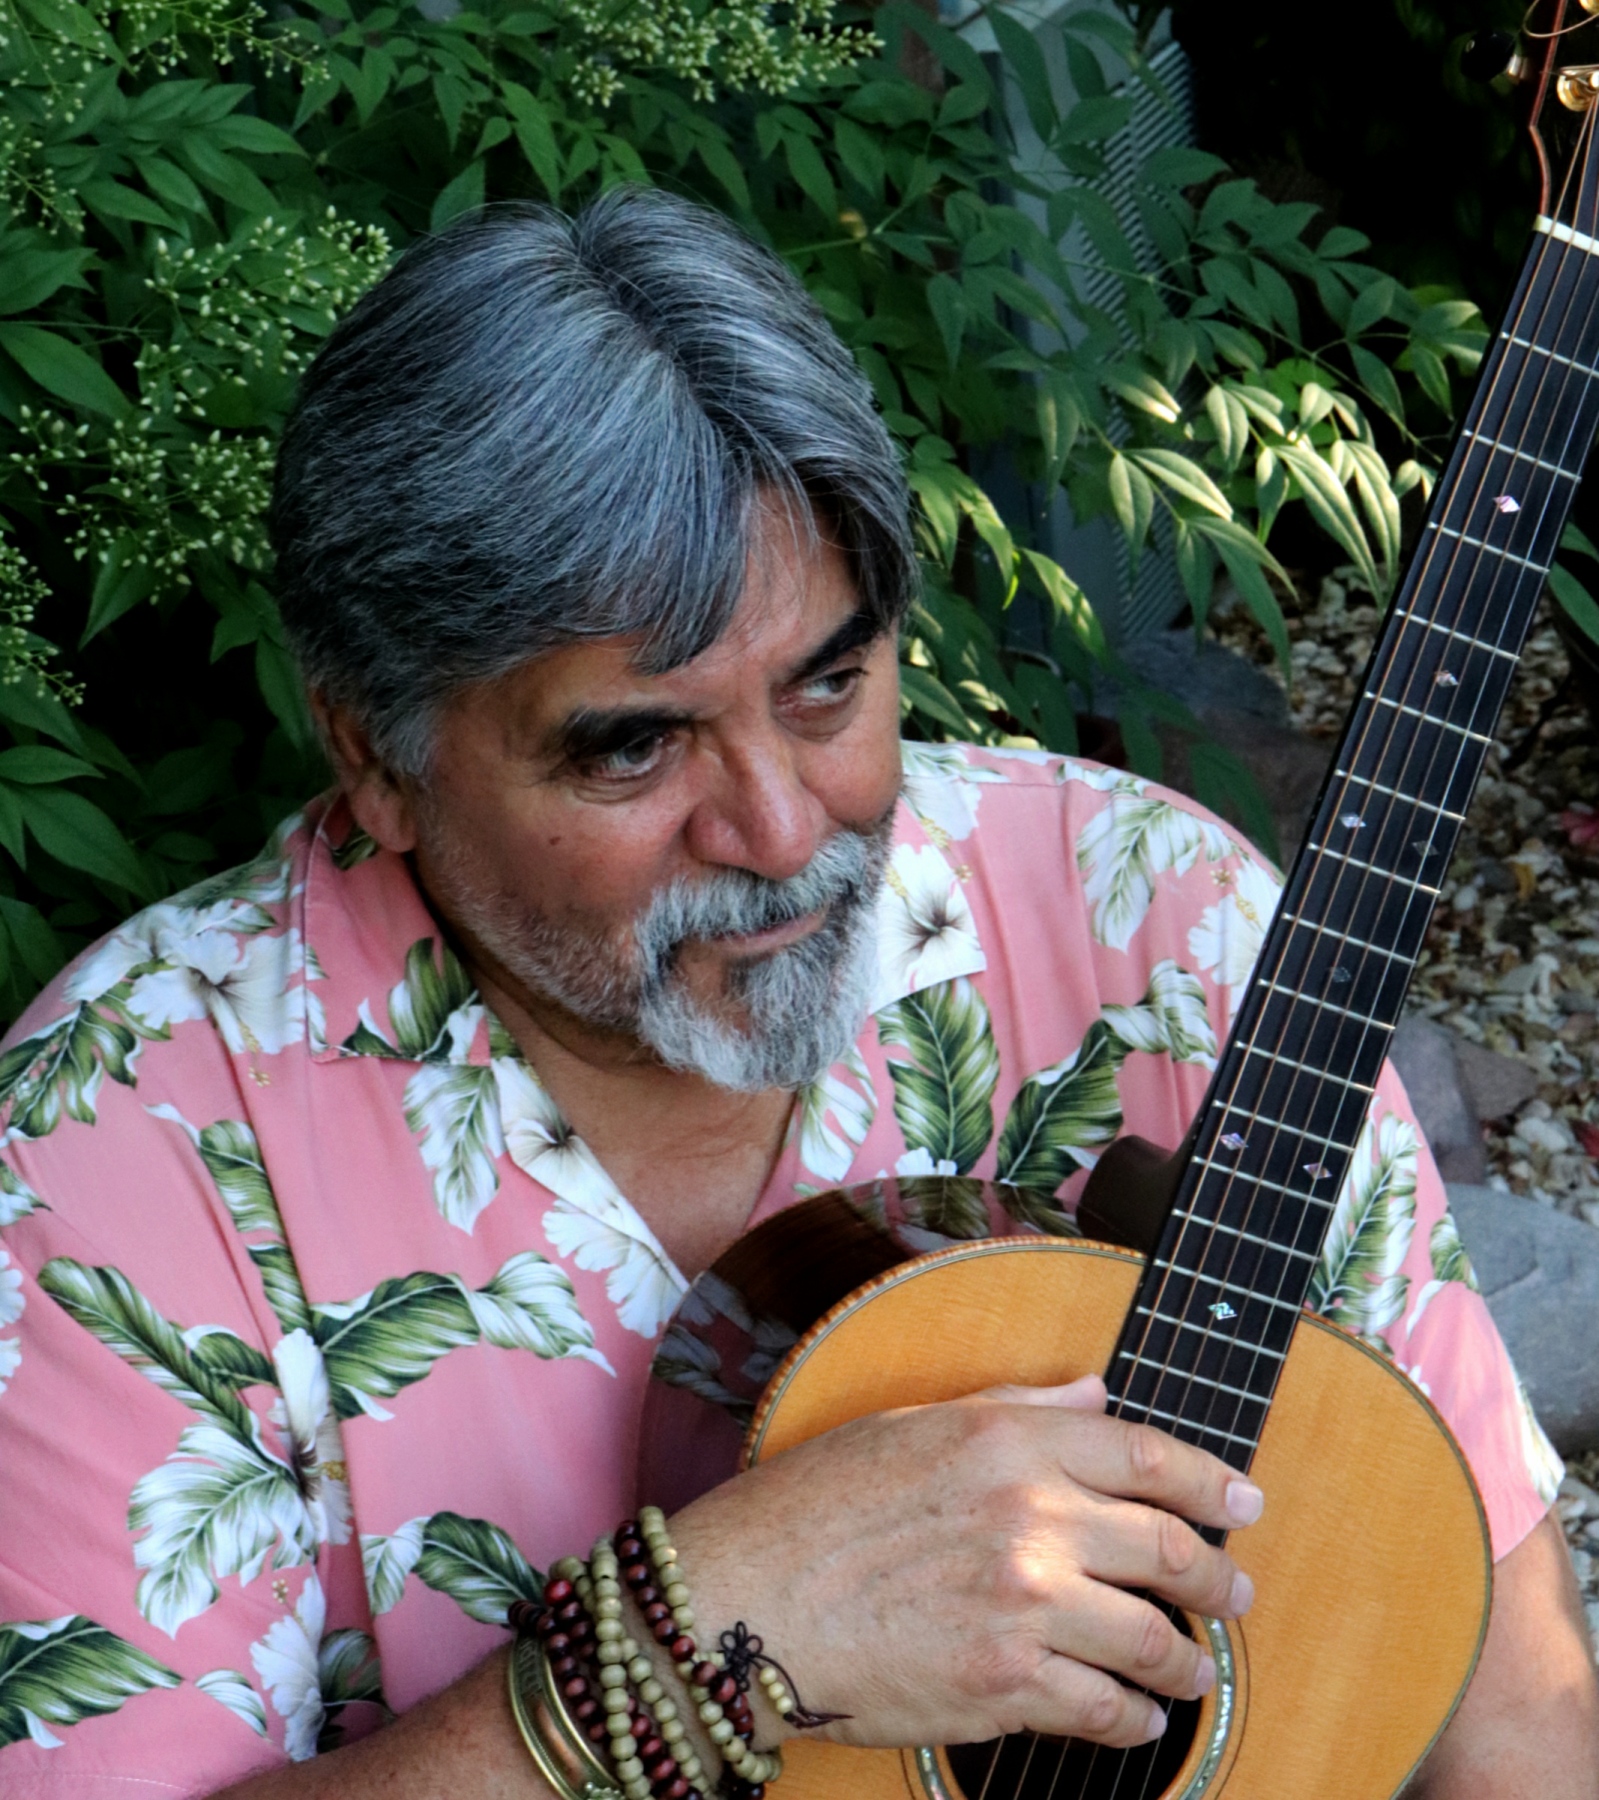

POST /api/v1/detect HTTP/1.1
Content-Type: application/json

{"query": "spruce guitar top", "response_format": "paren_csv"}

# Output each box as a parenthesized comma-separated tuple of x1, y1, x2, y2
(641, 12, 1599, 1796)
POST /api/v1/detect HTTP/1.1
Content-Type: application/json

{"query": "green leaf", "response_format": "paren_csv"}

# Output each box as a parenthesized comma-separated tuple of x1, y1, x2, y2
(361, 1518, 425, 1615)
(0, 247, 93, 317)
(1277, 442, 1379, 594)
(877, 977, 999, 1175)
(1037, 374, 1081, 493)
(995, 1020, 1125, 1191)
(895, 1174, 991, 1240)
(412, 1511, 542, 1625)
(83, 533, 158, 643)
(429, 158, 485, 231)
(899, 663, 975, 736)
(1107, 451, 1154, 554)
(312, 1272, 481, 1419)
(1349, 342, 1405, 426)
(17, 787, 146, 893)
(1129, 448, 1232, 519)
(1307, 1112, 1417, 1338)
(1204, 385, 1249, 471)
(371, 937, 477, 1060)
(833, 116, 884, 199)
(0, 1616, 178, 1749)
(0, 746, 98, 784)
(254, 637, 313, 750)
(0, 324, 127, 418)
(128, 1420, 311, 1634)
(0, 1160, 44, 1225)
(1547, 561, 1599, 647)
(989, 9, 1056, 141)
(403, 1062, 503, 1232)
(175, 135, 277, 212)
(195, 1668, 268, 1738)
(1429, 1210, 1477, 1289)
(1142, 146, 1228, 188)
(1099, 960, 1217, 1068)
(0, 1001, 144, 1139)
(1346, 274, 1394, 338)
(1197, 518, 1292, 673)
(463, 1251, 596, 1360)
(36, 1258, 259, 1439)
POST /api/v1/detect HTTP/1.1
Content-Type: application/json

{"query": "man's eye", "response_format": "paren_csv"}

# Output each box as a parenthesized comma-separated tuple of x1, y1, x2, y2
(587, 735, 665, 780)
(798, 667, 863, 704)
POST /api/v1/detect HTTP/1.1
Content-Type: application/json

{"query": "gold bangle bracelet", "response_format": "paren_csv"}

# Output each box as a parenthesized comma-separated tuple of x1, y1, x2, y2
(506, 1632, 626, 1800)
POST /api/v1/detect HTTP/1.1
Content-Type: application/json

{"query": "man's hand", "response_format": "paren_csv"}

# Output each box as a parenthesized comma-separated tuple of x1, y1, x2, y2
(670, 1375, 1262, 1752)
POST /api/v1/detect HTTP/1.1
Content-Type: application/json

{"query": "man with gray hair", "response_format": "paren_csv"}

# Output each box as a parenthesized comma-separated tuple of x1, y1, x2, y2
(0, 187, 1591, 1800)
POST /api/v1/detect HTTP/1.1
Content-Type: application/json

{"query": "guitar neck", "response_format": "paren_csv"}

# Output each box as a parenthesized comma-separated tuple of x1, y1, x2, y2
(1103, 211, 1599, 1471)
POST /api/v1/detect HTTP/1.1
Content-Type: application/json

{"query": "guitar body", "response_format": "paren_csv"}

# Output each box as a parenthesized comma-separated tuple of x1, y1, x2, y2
(648, 1226, 1490, 1800)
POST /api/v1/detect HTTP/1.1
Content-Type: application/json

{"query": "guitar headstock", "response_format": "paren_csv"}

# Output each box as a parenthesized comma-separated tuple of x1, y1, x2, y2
(1515, 0, 1599, 221)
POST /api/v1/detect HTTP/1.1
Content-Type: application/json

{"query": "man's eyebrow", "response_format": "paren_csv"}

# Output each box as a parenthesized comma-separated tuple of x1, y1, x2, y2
(553, 705, 693, 765)
(785, 608, 887, 686)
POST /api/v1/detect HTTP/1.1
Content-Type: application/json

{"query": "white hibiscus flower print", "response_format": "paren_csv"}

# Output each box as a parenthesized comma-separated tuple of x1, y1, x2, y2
(250, 1572, 326, 1762)
(494, 1057, 685, 1338)
(0, 1248, 23, 1328)
(126, 921, 310, 1056)
(875, 843, 983, 1001)
(1186, 859, 1282, 1017)
(900, 742, 1005, 845)
(270, 1330, 352, 1549)
(0, 1333, 20, 1392)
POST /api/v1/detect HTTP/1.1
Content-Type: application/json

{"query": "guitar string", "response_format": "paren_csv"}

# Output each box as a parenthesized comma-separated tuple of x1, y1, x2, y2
(1136, 142, 1595, 1494)
(970, 104, 1597, 1800)
(1163, 160, 1592, 1466)
(1018, 110, 1599, 1800)
(1105, 128, 1589, 1469)
(1173, 109, 1599, 1471)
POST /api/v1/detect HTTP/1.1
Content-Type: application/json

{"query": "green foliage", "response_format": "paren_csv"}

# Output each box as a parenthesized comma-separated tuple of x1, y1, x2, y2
(0, 0, 1483, 1023)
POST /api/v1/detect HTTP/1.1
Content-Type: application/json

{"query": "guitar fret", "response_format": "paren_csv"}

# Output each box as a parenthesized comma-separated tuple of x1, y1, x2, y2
(1460, 429, 1582, 480)
(1130, 1403, 1260, 1451)
(1425, 521, 1542, 572)
(1280, 916, 1412, 963)
(1154, 1262, 1311, 1315)
(1194, 1159, 1340, 1207)
(1303, 843, 1441, 895)
(1262, 980, 1381, 1029)
(1132, 1306, 1289, 1360)
(1170, 1209, 1323, 1257)
(1331, 771, 1467, 823)
(1506, 333, 1599, 377)
(1218, 1110, 1351, 1153)
(1389, 611, 1520, 663)
(1240, 1044, 1376, 1093)
(1118, 1352, 1275, 1406)
(1365, 694, 1495, 744)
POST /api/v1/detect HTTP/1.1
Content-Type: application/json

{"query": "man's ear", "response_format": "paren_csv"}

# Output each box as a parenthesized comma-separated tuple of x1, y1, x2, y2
(312, 693, 419, 854)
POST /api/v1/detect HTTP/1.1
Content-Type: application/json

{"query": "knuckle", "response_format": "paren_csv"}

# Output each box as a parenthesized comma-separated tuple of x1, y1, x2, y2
(1153, 1508, 1197, 1579)
(1126, 1423, 1168, 1484)
(1130, 1606, 1173, 1674)
(953, 1638, 1034, 1703)
(1078, 1678, 1125, 1738)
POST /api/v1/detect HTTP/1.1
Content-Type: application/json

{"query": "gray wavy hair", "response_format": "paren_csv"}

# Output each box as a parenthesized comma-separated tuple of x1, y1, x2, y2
(270, 186, 918, 776)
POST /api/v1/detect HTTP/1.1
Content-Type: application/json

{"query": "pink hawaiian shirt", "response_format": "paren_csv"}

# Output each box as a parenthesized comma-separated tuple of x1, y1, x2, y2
(0, 743, 1558, 1794)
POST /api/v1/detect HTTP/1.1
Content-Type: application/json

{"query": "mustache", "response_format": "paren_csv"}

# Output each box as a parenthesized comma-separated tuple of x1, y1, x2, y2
(633, 825, 886, 976)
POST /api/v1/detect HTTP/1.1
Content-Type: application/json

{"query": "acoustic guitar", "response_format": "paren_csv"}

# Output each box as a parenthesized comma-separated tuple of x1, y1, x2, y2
(638, 17, 1599, 1799)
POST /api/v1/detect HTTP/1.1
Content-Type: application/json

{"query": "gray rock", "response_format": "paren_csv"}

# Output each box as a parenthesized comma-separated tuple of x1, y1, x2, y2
(1447, 1184, 1599, 1454)
(1454, 1036, 1542, 1121)
(1390, 1018, 1487, 1184)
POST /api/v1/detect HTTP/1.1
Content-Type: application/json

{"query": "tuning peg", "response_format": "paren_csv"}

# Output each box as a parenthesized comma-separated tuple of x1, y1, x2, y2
(1462, 29, 1531, 82)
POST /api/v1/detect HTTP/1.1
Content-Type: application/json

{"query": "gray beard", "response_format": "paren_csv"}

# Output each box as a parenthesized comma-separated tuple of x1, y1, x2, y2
(425, 820, 891, 1093)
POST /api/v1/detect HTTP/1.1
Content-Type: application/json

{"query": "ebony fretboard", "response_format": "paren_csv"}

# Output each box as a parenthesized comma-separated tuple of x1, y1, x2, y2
(1103, 188, 1599, 1470)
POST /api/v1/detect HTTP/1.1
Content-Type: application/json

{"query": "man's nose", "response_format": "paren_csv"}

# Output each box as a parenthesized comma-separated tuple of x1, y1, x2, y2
(684, 737, 829, 882)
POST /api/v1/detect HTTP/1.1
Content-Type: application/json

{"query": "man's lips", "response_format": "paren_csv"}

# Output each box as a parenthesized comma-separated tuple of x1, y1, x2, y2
(704, 906, 826, 955)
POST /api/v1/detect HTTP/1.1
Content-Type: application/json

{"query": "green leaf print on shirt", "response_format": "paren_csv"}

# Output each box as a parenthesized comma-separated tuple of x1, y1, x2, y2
(1074, 781, 1235, 951)
(0, 987, 156, 1140)
(341, 938, 476, 1061)
(1307, 1112, 1418, 1345)
(0, 1615, 179, 1749)
(311, 1252, 605, 1421)
(403, 1062, 504, 1234)
(877, 977, 999, 1174)
(361, 1511, 541, 1626)
(0, 1163, 43, 1225)
(196, 1667, 269, 1738)
(1405, 1208, 1481, 1334)
(996, 1019, 1126, 1193)
(1100, 961, 1219, 1070)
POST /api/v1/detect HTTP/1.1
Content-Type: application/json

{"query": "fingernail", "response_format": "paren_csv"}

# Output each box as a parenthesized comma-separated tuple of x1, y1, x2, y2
(1230, 1570, 1255, 1615)
(1145, 1704, 1167, 1741)
(1225, 1479, 1264, 1526)
(1193, 1654, 1216, 1697)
